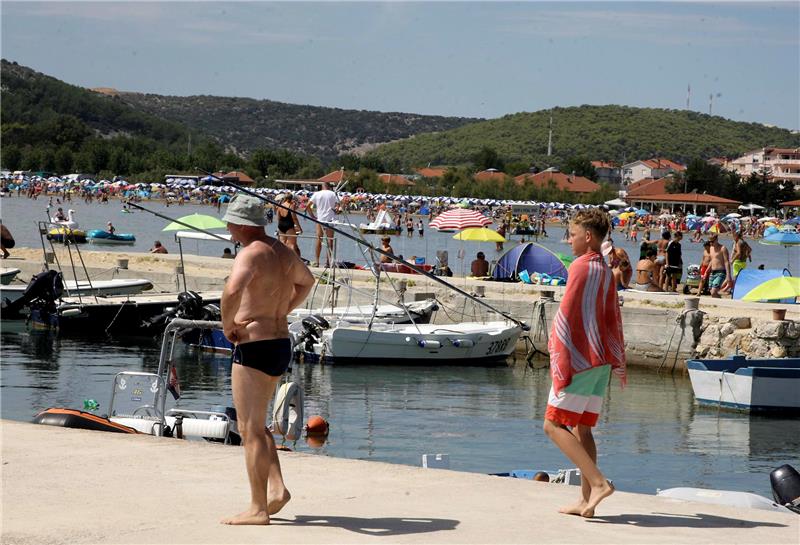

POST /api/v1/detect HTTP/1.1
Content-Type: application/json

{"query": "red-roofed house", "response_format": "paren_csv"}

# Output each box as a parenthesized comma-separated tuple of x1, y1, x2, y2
(621, 158, 686, 185)
(626, 176, 671, 197)
(318, 169, 347, 184)
(378, 174, 416, 186)
(591, 161, 621, 185)
(514, 169, 601, 194)
(416, 167, 448, 178)
(222, 171, 255, 185)
(474, 168, 507, 182)
(780, 199, 800, 208)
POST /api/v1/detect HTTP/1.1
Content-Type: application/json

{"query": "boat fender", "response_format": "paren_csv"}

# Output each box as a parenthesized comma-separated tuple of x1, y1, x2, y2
(305, 415, 329, 436)
(417, 339, 441, 349)
(770, 464, 800, 513)
(61, 308, 82, 317)
(272, 381, 304, 442)
(452, 339, 474, 348)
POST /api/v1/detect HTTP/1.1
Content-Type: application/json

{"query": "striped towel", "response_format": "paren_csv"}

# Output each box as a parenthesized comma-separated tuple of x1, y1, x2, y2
(548, 251, 626, 394)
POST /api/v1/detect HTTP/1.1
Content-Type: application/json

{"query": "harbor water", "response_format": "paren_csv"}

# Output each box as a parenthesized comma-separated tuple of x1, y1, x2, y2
(2, 322, 798, 499)
(2, 196, 796, 272)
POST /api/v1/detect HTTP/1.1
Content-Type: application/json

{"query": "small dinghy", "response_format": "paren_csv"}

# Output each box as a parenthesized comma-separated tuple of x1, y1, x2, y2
(87, 229, 136, 245)
(33, 407, 139, 434)
(47, 227, 87, 243)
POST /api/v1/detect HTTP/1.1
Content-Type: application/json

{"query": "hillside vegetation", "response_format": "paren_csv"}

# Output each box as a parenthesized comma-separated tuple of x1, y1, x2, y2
(368, 105, 800, 171)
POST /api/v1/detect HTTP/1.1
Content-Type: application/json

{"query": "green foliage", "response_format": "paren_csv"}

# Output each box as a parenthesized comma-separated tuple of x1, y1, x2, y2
(368, 105, 800, 172)
(471, 146, 504, 171)
(562, 157, 597, 181)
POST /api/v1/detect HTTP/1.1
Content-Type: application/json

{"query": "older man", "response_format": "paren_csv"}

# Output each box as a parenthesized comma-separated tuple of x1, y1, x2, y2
(220, 194, 315, 525)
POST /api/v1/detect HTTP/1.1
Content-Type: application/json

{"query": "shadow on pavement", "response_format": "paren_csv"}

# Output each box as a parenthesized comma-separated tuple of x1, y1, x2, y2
(274, 514, 460, 536)
(588, 512, 789, 528)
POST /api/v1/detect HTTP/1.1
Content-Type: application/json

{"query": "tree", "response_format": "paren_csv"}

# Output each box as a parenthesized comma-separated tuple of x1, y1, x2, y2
(562, 157, 597, 181)
(1, 145, 22, 171)
(471, 146, 504, 172)
(54, 147, 74, 174)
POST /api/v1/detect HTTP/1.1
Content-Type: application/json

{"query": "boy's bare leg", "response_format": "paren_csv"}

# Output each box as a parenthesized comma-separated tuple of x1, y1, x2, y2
(543, 420, 614, 518)
(557, 425, 596, 515)
(222, 366, 288, 525)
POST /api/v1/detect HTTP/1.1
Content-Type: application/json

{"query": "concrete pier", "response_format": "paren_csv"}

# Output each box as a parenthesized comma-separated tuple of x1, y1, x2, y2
(2, 421, 797, 544)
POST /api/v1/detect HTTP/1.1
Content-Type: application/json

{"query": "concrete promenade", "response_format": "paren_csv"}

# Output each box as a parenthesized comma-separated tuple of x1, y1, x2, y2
(2, 421, 797, 544)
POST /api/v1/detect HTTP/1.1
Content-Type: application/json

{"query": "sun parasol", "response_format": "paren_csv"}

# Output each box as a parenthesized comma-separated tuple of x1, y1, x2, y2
(162, 213, 227, 231)
(759, 231, 800, 269)
(741, 276, 800, 302)
(452, 227, 506, 243)
(429, 208, 492, 231)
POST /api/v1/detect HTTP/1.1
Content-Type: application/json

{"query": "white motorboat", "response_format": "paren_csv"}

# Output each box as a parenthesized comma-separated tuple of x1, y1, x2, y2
(1, 278, 154, 304)
(291, 319, 522, 365)
(290, 299, 438, 325)
(687, 355, 800, 414)
(1, 267, 21, 285)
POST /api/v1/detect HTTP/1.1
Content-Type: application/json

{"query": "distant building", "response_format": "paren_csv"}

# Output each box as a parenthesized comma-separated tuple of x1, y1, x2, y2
(626, 192, 740, 215)
(621, 158, 686, 185)
(590, 161, 621, 185)
(378, 173, 415, 186)
(474, 168, 507, 182)
(514, 168, 600, 194)
(415, 167, 448, 178)
(626, 176, 671, 197)
(222, 171, 255, 185)
(318, 169, 346, 184)
(725, 148, 800, 187)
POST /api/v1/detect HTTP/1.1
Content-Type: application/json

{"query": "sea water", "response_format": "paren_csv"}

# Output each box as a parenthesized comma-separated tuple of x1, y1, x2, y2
(2, 322, 798, 498)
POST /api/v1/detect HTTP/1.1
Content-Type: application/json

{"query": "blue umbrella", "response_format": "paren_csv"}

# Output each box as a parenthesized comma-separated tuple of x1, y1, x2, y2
(760, 231, 800, 269)
(635, 208, 649, 216)
(784, 217, 800, 225)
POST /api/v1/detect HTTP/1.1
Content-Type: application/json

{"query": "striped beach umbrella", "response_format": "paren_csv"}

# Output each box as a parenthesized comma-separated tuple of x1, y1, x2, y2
(429, 208, 492, 230)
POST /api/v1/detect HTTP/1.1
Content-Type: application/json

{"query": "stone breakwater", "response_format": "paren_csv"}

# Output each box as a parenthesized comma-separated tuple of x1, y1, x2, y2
(696, 316, 800, 359)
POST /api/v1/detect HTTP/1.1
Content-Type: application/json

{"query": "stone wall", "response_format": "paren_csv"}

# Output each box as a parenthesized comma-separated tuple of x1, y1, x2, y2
(695, 316, 800, 359)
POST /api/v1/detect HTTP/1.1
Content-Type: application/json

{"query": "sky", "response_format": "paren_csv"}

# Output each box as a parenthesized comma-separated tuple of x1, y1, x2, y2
(2, 1, 798, 129)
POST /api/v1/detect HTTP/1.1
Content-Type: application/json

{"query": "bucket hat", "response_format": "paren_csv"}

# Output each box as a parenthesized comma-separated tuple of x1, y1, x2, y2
(222, 194, 267, 226)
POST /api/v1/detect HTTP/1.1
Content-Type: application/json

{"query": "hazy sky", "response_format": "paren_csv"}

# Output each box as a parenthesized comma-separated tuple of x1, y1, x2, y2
(2, 2, 798, 129)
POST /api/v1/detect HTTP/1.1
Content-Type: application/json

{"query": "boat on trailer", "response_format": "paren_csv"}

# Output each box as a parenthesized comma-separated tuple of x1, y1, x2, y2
(687, 355, 800, 414)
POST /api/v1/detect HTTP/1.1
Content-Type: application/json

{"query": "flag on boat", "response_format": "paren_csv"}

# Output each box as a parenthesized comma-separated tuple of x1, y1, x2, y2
(167, 366, 181, 400)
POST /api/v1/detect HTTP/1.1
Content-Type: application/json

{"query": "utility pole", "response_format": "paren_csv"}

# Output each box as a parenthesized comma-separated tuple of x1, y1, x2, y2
(709, 94, 713, 115)
(686, 84, 691, 110)
(547, 115, 553, 157)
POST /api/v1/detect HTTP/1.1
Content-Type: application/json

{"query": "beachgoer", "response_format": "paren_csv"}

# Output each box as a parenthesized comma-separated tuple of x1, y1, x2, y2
(544, 208, 625, 519)
(664, 231, 683, 292)
(730, 231, 752, 287)
(307, 182, 338, 267)
(1, 223, 15, 259)
(696, 240, 712, 295)
(220, 194, 314, 526)
(379, 236, 394, 264)
(222, 248, 234, 259)
(150, 240, 168, 254)
(417, 219, 424, 237)
(406, 216, 414, 238)
(602, 241, 631, 290)
(470, 251, 489, 277)
(706, 233, 731, 298)
(54, 207, 67, 222)
(106, 221, 116, 235)
(655, 230, 670, 287)
(276, 194, 302, 258)
(634, 249, 661, 291)
(496, 222, 507, 252)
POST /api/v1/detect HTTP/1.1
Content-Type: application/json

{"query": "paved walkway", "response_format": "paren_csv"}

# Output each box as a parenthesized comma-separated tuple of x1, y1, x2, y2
(2, 421, 796, 544)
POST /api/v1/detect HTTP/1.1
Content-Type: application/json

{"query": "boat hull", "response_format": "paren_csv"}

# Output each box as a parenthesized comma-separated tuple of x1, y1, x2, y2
(1, 279, 153, 303)
(687, 356, 800, 414)
(87, 230, 136, 244)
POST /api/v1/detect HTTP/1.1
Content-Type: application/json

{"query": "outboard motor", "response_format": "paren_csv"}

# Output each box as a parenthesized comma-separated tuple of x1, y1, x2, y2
(2, 270, 64, 319)
(142, 291, 207, 332)
(294, 314, 330, 353)
(770, 464, 800, 514)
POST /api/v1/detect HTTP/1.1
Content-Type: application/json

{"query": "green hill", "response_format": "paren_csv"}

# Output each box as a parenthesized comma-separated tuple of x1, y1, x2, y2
(117, 93, 477, 159)
(367, 105, 800, 170)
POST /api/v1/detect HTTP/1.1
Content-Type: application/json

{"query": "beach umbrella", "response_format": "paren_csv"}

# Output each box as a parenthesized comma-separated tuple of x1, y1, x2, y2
(759, 231, 800, 268)
(162, 213, 227, 232)
(723, 213, 742, 220)
(452, 227, 506, 243)
(741, 276, 800, 302)
(429, 208, 491, 230)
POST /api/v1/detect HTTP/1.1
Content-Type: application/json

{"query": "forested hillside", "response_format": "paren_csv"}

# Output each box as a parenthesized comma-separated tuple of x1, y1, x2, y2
(368, 105, 800, 171)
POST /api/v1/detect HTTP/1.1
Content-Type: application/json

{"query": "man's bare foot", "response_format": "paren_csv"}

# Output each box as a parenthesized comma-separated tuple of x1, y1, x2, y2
(221, 508, 269, 525)
(558, 499, 588, 516)
(581, 481, 614, 518)
(268, 489, 291, 516)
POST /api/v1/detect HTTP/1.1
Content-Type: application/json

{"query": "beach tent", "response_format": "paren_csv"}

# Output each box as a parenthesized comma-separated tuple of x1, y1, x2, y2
(732, 268, 795, 304)
(492, 242, 569, 282)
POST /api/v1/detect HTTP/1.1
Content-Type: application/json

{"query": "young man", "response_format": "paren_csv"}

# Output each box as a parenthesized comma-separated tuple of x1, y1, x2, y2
(664, 231, 683, 292)
(706, 233, 731, 298)
(730, 231, 752, 289)
(220, 194, 315, 526)
(470, 251, 489, 277)
(306, 182, 339, 267)
(544, 208, 626, 518)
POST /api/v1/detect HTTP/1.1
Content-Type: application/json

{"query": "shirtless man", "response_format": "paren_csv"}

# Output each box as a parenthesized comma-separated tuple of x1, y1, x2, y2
(220, 195, 315, 526)
(706, 233, 731, 298)
(655, 231, 671, 289)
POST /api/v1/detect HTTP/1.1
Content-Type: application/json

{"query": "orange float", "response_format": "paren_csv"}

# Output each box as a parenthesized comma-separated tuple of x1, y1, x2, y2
(305, 415, 329, 436)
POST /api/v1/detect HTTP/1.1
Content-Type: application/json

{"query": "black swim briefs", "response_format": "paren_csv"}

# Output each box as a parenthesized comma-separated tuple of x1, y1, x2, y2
(231, 338, 292, 377)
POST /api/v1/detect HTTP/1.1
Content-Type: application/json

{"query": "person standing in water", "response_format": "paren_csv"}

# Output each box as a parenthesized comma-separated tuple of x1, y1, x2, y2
(543, 208, 626, 518)
(220, 195, 315, 526)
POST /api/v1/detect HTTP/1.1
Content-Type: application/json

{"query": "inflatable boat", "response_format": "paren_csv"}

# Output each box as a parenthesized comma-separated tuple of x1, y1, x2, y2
(33, 408, 139, 434)
(87, 230, 136, 245)
(47, 227, 87, 243)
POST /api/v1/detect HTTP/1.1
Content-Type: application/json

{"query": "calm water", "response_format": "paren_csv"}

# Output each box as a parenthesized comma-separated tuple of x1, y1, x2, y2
(2, 196, 796, 272)
(2, 321, 798, 498)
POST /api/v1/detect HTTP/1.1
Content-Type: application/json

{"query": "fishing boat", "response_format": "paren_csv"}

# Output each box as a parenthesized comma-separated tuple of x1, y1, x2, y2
(87, 229, 136, 245)
(290, 318, 522, 365)
(1, 267, 21, 285)
(687, 355, 800, 414)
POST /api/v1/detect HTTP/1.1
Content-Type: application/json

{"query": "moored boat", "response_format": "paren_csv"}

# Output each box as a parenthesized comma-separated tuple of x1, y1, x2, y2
(0, 267, 21, 285)
(687, 355, 800, 414)
(87, 229, 136, 245)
